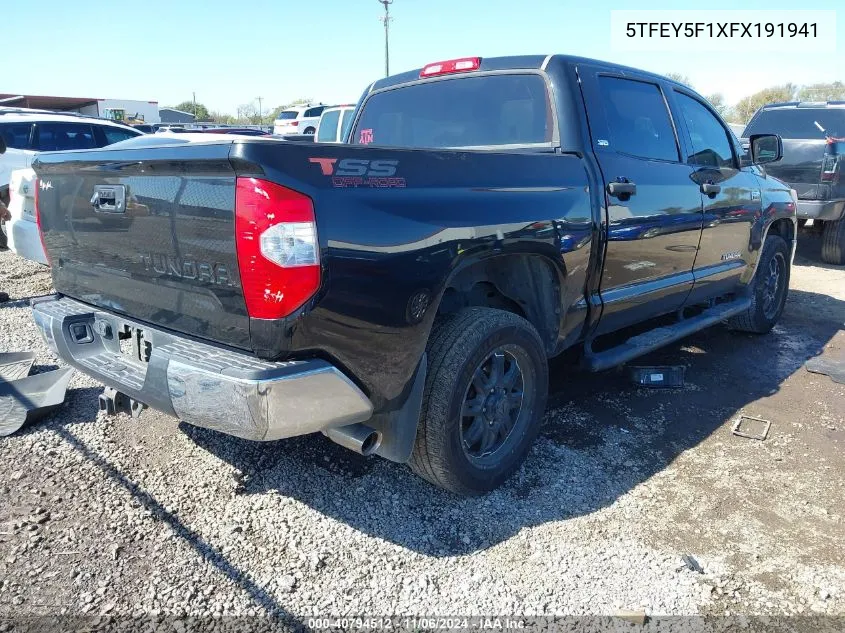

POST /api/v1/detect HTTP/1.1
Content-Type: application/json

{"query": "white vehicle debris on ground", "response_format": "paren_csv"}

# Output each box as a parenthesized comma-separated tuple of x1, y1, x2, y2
(0, 234, 843, 626)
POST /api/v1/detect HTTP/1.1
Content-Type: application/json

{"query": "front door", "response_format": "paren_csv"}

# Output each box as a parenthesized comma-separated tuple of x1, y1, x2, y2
(579, 69, 703, 334)
(669, 90, 762, 302)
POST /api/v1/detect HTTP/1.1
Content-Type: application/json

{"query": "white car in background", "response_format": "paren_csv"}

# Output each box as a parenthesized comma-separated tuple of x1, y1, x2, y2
(315, 105, 356, 143)
(0, 108, 141, 251)
(5, 167, 45, 264)
(272, 104, 328, 136)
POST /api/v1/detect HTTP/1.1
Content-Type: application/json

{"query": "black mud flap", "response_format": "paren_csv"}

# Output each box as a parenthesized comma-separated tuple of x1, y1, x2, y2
(0, 367, 74, 437)
(0, 351, 36, 381)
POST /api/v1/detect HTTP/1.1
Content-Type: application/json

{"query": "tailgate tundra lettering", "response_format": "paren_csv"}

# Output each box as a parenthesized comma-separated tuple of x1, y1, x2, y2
(309, 157, 406, 188)
(140, 253, 238, 287)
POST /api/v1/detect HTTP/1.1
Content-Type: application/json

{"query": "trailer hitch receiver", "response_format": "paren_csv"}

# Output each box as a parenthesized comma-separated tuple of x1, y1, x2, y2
(98, 387, 146, 418)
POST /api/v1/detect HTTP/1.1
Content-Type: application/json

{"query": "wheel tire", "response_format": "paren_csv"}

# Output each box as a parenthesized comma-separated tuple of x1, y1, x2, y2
(409, 307, 548, 496)
(304, 127, 316, 135)
(821, 219, 845, 265)
(728, 235, 790, 334)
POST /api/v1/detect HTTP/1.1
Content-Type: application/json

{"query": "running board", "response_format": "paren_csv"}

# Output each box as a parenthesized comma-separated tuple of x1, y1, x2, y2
(582, 298, 752, 372)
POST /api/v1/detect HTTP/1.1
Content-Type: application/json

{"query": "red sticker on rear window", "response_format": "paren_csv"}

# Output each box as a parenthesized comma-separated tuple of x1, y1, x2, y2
(359, 128, 374, 145)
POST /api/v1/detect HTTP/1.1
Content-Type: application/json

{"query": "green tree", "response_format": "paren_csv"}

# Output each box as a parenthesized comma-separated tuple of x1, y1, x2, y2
(173, 100, 210, 121)
(733, 84, 797, 124)
(797, 81, 845, 102)
(237, 102, 261, 125)
(705, 93, 733, 121)
(664, 72, 692, 88)
(209, 111, 235, 124)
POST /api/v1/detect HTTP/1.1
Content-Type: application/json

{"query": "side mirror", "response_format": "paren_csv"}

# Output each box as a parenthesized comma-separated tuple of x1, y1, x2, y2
(0, 135, 6, 155)
(749, 133, 782, 165)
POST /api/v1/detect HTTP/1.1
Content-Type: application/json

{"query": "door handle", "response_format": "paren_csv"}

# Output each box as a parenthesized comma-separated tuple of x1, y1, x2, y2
(700, 182, 721, 197)
(607, 181, 637, 199)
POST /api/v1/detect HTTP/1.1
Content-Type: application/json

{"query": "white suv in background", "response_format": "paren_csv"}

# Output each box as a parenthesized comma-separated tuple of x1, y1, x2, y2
(315, 105, 356, 143)
(0, 108, 141, 251)
(272, 104, 328, 136)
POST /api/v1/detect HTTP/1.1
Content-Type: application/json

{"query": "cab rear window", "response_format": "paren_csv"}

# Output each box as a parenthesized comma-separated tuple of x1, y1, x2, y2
(352, 74, 554, 149)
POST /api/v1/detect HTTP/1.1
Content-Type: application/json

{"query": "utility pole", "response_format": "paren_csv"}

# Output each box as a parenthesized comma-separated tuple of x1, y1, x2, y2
(377, 0, 393, 77)
(192, 91, 197, 119)
(257, 96, 263, 123)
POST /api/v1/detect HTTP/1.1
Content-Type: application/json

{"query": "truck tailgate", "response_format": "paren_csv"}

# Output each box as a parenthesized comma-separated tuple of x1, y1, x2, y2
(33, 142, 251, 350)
(761, 139, 828, 199)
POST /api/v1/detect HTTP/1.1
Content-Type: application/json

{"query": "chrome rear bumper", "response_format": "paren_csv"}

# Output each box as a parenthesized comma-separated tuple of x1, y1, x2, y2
(31, 296, 373, 441)
(797, 199, 845, 221)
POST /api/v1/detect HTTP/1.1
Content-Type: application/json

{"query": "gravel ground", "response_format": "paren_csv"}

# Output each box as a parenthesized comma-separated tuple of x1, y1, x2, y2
(0, 234, 843, 631)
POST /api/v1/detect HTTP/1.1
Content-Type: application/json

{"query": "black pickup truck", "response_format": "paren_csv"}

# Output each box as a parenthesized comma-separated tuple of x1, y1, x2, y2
(742, 101, 845, 264)
(30, 55, 795, 495)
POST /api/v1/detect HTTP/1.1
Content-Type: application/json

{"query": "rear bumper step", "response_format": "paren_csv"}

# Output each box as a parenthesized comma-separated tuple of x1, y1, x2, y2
(797, 199, 845, 221)
(31, 296, 373, 441)
(582, 298, 752, 372)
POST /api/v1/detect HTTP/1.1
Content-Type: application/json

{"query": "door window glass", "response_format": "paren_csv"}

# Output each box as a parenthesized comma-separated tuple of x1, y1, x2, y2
(597, 77, 679, 162)
(675, 92, 735, 168)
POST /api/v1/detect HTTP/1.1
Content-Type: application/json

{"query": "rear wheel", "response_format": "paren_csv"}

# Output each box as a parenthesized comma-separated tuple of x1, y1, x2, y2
(409, 308, 548, 496)
(728, 235, 790, 333)
(821, 219, 845, 265)
(304, 127, 316, 135)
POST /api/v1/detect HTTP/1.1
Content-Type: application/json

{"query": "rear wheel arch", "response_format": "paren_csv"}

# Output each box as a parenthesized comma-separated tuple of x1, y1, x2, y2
(435, 253, 564, 357)
(766, 217, 796, 246)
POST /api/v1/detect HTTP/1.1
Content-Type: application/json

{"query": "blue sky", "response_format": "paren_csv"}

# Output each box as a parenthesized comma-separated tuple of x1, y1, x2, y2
(4, 0, 842, 114)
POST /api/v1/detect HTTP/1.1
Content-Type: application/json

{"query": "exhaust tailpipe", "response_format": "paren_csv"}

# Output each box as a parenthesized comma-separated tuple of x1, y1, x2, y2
(323, 423, 381, 456)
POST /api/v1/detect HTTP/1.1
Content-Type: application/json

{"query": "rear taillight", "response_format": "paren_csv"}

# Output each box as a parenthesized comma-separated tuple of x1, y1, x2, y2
(234, 177, 320, 319)
(290, 121, 299, 127)
(33, 177, 51, 265)
(420, 57, 481, 78)
(821, 154, 840, 183)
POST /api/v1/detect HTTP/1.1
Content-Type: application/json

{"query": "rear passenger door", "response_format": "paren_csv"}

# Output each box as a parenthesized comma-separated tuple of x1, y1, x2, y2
(34, 122, 97, 151)
(578, 67, 703, 334)
(669, 90, 761, 302)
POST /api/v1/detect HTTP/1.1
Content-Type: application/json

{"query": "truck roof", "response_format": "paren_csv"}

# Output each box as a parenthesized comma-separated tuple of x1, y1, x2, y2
(759, 101, 845, 110)
(367, 54, 693, 94)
